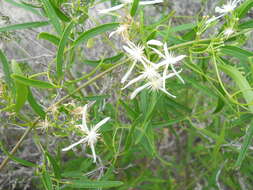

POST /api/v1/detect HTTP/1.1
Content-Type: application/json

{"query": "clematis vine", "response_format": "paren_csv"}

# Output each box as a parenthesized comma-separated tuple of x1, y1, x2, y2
(62, 104, 110, 163)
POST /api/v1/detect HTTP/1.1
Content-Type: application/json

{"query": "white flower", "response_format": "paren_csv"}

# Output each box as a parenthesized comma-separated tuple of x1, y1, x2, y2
(62, 104, 110, 163)
(148, 41, 186, 86)
(223, 27, 234, 37)
(121, 40, 149, 83)
(98, 0, 163, 14)
(206, 0, 242, 24)
(122, 64, 160, 90)
(129, 71, 181, 99)
(109, 24, 129, 40)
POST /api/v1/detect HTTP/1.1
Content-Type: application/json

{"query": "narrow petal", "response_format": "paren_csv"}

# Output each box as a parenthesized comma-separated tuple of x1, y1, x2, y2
(109, 30, 117, 38)
(163, 43, 169, 58)
(156, 59, 168, 68)
(170, 64, 185, 84)
(122, 74, 145, 90)
(130, 83, 150, 99)
(62, 137, 87, 152)
(149, 47, 165, 58)
(147, 40, 163, 46)
(98, 4, 126, 14)
(159, 88, 176, 98)
(173, 55, 186, 63)
(164, 69, 182, 80)
(93, 117, 110, 132)
(206, 16, 218, 24)
(139, 0, 163, 5)
(121, 61, 136, 83)
(90, 143, 97, 163)
(123, 45, 135, 55)
(215, 6, 224, 13)
(81, 104, 89, 132)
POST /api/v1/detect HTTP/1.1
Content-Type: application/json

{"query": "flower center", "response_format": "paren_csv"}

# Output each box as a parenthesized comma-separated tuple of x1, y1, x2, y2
(86, 129, 99, 145)
(149, 77, 163, 90)
(143, 66, 159, 79)
(223, 2, 236, 12)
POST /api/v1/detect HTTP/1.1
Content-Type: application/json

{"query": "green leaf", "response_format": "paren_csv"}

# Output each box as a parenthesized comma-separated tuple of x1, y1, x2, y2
(4, 0, 41, 16)
(0, 21, 49, 32)
(66, 180, 123, 188)
(220, 46, 253, 62)
(41, 168, 53, 190)
(27, 88, 46, 119)
(49, 0, 71, 22)
(0, 141, 37, 167)
(45, 151, 61, 179)
(11, 61, 28, 112)
(239, 19, 253, 29)
(0, 50, 12, 89)
(38, 32, 60, 46)
(236, 0, 253, 19)
(213, 97, 225, 114)
(130, 0, 140, 17)
(235, 120, 253, 168)
(11, 74, 57, 89)
(169, 23, 196, 33)
(56, 21, 75, 78)
(83, 53, 124, 67)
(41, 0, 62, 34)
(73, 23, 119, 47)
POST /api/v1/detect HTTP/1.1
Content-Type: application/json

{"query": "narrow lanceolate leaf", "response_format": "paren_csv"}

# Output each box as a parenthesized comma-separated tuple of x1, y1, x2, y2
(41, 0, 62, 34)
(56, 21, 75, 78)
(130, 0, 140, 17)
(11, 74, 57, 89)
(49, 0, 71, 22)
(0, 50, 12, 89)
(73, 23, 119, 47)
(11, 61, 28, 112)
(66, 180, 123, 188)
(38, 32, 60, 46)
(235, 120, 253, 168)
(0, 21, 49, 32)
(236, 0, 253, 19)
(220, 46, 253, 62)
(45, 151, 61, 179)
(0, 141, 37, 168)
(239, 19, 253, 29)
(4, 0, 41, 16)
(27, 88, 46, 119)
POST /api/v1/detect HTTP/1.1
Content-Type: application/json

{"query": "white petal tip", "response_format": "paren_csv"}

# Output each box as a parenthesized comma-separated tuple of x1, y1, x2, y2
(147, 40, 163, 46)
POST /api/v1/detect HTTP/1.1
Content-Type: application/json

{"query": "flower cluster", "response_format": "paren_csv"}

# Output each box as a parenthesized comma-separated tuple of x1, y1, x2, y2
(121, 39, 186, 99)
(110, 27, 185, 99)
